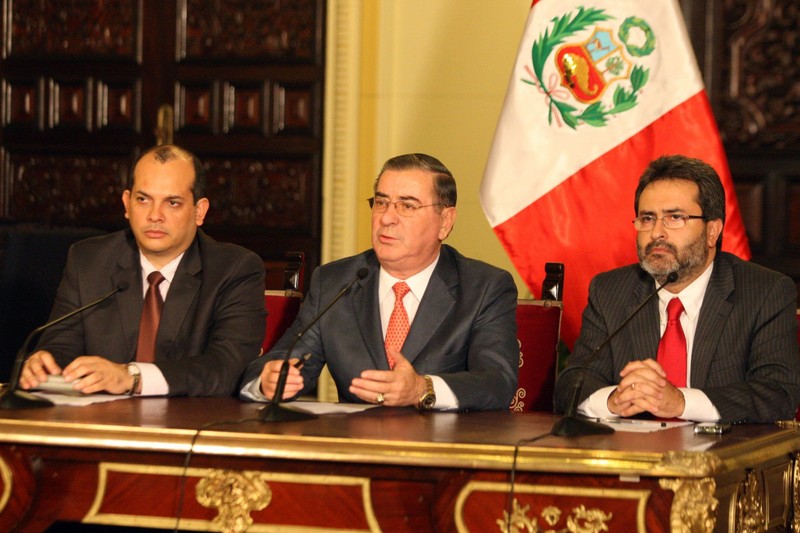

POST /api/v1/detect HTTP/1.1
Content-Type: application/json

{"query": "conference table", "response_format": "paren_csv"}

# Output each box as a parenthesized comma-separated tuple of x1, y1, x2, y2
(0, 397, 798, 532)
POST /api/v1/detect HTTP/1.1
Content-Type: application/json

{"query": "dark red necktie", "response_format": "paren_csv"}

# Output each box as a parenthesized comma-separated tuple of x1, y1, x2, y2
(136, 271, 165, 363)
(657, 298, 687, 387)
(384, 282, 410, 369)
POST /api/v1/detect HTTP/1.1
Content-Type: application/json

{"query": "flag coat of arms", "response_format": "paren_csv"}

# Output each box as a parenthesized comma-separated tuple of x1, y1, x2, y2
(480, 0, 750, 347)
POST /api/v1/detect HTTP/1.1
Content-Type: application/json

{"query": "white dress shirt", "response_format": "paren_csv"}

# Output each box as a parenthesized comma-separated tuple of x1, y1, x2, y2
(130, 252, 184, 396)
(580, 262, 721, 421)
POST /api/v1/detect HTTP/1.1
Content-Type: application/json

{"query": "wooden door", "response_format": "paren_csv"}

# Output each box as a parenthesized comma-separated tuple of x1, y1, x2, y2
(0, 0, 324, 287)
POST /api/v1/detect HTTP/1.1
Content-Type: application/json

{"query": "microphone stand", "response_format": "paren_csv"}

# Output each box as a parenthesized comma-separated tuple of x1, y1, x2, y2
(551, 272, 678, 437)
(0, 284, 128, 409)
(260, 268, 368, 422)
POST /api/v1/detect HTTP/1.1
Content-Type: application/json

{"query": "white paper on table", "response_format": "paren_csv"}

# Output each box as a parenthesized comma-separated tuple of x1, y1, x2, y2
(597, 418, 694, 433)
(29, 391, 131, 406)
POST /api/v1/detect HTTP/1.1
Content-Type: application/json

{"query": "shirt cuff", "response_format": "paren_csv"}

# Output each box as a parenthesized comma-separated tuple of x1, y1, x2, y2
(135, 362, 169, 396)
(429, 375, 459, 411)
(240, 376, 268, 402)
(678, 387, 721, 422)
(577, 385, 617, 418)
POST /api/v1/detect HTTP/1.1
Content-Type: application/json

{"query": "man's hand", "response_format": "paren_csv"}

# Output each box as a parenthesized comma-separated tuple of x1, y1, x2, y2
(19, 350, 62, 390)
(349, 347, 426, 406)
(607, 358, 686, 418)
(61, 356, 134, 395)
(258, 358, 305, 400)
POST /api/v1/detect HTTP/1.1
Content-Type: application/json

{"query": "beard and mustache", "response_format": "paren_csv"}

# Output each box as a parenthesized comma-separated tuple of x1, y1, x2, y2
(637, 227, 710, 285)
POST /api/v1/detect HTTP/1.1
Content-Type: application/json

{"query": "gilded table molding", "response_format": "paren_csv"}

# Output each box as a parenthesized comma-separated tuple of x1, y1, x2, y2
(0, 417, 797, 480)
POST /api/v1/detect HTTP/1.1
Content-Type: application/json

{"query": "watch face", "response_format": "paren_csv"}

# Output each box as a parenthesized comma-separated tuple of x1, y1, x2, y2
(421, 395, 436, 410)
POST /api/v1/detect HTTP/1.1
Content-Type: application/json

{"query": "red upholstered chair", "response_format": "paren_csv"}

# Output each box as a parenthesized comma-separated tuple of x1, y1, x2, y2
(261, 253, 304, 355)
(510, 263, 564, 412)
(511, 299, 563, 412)
(262, 289, 303, 355)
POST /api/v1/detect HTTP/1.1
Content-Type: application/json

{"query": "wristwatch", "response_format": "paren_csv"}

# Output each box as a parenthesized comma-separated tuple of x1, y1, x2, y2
(416, 375, 436, 411)
(125, 363, 141, 396)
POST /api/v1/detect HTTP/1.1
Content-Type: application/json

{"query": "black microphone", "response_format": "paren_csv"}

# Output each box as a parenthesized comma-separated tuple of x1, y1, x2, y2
(551, 271, 678, 437)
(0, 282, 130, 410)
(260, 267, 369, 422)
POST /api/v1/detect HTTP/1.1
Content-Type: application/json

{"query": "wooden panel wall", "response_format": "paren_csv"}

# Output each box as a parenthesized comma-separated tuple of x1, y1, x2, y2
(0, 0, 325, 290)
(682, 0, 800, 298)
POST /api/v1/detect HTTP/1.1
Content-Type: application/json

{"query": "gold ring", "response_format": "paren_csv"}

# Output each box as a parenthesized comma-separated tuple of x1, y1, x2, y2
(630, 382, 636, 390)
(376, 392, 385, 405)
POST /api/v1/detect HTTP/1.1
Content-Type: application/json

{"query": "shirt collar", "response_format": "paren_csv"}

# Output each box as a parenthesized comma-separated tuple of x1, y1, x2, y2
(379, 253, 440, 302)
(139, 252, 184, 285)
(657, 261, 714, 320)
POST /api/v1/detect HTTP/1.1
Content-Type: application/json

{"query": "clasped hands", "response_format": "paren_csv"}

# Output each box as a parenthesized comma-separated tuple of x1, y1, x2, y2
(607, 358, 685, 419)
(20, 351, 134, 395)
(258, 345, 426, 407)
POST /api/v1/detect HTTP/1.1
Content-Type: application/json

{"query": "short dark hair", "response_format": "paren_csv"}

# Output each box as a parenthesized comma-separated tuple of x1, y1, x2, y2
(374, 153, 457, 209)
(130, 144, 206, 202)
(635, 154, 726, 250)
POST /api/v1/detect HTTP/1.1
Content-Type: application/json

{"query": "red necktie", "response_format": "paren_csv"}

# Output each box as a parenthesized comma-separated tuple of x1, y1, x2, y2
(136, 271, 165, 363)
(657, 298, 687, 387)
(384, 282, 411, 369)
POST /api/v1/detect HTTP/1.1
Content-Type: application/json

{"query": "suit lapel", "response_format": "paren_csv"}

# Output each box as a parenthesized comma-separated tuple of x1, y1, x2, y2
(351, 255, 386, 369)
(627, 274, 662, 362)
(157, 236, 202, 359)
(691, 256, 734, 387)
(401, 249, 456, 364)
(114, 233, 146, 360)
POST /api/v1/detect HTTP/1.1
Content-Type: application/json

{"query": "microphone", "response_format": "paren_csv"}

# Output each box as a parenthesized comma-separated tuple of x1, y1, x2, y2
(0, 282, 130, 410)
(551, 271, 678, 437)
(260, 267, 369, 422)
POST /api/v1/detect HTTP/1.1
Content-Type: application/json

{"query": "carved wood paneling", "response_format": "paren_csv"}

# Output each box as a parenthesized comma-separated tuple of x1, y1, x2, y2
(718, 0, 800, 150)
(176, 82, 216, 133)
(683, 0, 800, 294)
(223, 82, 266, 134)
(50, 79, 90, 129)
(1, 79, 40, 128)
(273, 83, 314, 134)
(3, 152, 129, 226)
(96, 80, 141, 131)
(203, 157, 312, 229)
(4, 0, 139, 58)
(179, 0, 319, 61)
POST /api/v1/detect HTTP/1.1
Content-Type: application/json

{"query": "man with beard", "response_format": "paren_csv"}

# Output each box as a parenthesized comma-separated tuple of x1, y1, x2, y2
(554, 155, 800, 423)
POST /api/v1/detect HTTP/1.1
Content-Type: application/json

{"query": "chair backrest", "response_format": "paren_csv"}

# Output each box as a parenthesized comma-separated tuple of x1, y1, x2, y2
(261, 252, 305, 355)
(511, 299, 563, 412)
(541, 262, 564, 301)
(262, 289, 303, 354)
(263, 251, 304, 292)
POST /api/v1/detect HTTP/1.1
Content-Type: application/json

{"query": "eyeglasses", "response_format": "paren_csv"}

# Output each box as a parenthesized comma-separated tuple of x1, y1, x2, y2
(633, 213, 706, 231)
(368, 197, 442, 216)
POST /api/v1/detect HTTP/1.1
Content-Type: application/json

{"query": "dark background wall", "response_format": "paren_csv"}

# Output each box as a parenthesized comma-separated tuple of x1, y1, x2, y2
(0, 0, 325, 380)
(0, 0, 798, 382)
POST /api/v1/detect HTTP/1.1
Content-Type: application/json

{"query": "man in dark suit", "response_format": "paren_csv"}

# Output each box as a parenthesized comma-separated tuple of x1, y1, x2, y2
(241, 153, 518, 411)
(555, 155, 800, 423)
(20, 145, 265, 397)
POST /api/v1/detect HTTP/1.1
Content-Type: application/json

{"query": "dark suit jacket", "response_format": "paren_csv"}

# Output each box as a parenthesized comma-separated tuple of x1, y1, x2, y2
(554, 252, 800, 423)
(35, 229, 265, 396)
(242, 245, 519, 410)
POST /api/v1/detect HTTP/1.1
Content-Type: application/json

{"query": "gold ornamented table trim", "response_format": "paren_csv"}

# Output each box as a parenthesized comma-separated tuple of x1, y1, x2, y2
(659, 477, 718, 532)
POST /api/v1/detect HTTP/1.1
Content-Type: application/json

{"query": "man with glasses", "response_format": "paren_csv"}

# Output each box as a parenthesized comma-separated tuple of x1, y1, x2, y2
(555, 154, 800, 423)
(241, 153, 518, 410)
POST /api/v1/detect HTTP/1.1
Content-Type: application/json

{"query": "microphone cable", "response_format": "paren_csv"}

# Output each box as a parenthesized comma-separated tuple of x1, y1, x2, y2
(171, 414, 262, 533)
(505, 430, 553, 533)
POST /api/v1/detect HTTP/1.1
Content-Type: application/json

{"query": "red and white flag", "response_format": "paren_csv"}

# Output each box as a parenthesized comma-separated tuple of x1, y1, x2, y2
(480, 0, 750, 347)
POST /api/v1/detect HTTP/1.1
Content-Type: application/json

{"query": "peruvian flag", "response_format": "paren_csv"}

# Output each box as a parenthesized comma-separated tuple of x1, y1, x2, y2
(480, 0, 750, 348)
